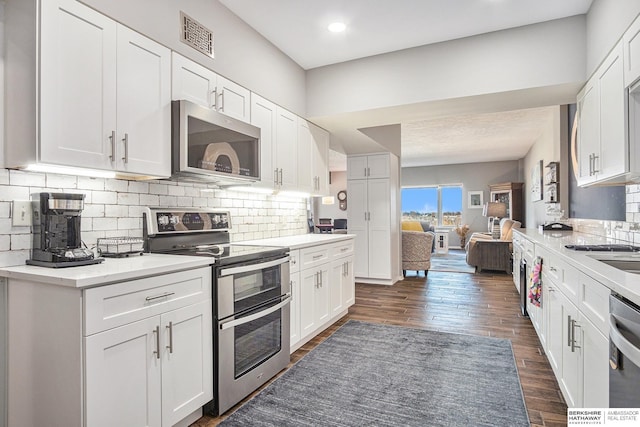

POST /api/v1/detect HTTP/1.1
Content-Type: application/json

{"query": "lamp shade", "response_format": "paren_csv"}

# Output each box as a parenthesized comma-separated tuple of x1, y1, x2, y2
(483, 202, 507, 218)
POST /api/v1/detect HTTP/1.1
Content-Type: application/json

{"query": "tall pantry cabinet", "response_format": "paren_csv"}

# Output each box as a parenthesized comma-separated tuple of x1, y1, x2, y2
(347, 153, 401, 284)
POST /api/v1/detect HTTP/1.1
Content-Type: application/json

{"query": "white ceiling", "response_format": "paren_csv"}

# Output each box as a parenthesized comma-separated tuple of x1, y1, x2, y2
(219, 0, 593, 169)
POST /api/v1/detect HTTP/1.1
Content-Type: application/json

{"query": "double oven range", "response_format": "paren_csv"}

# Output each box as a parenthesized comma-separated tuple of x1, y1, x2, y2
(144, 208, 291, 415)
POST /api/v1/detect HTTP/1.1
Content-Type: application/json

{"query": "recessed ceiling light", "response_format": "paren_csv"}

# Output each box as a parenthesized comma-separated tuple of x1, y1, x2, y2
(328, 22, 346, 33)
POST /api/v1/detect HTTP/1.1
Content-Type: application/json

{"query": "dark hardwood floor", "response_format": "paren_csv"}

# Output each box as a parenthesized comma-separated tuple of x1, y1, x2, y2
(194, 269, 567, 427)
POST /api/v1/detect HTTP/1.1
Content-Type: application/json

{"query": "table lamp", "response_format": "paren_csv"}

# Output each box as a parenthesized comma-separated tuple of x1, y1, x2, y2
(483, 202, 507, 237)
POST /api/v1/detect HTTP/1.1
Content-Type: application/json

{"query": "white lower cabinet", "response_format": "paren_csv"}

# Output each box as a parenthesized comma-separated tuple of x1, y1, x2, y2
(525, 235, 610, 409)
(6, 266, 212, 427)
(290, 238, 355, 353)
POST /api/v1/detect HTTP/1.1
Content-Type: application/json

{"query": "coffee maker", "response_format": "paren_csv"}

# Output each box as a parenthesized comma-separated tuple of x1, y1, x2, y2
(27, 192, 103, 267)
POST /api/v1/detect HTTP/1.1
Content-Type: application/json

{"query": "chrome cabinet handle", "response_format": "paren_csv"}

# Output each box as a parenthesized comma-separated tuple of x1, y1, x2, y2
(153, 325, 160, 359)
(220, 89, 225, 111)
(364, 167, 367, 177)
(145, 292, 175, 302)
(211, 88, 218, 109)
(592, 154, 599, 174)
(166, 321, 173, 354)
(549, 266, 557, 272)
(109, 130, 116, 161)
(312, 254, 324, 260)
(122, 133, 129, 163)
(279, 169, 283, 186)
(274, 168, 279, 185)
(571, 319, 581, 352)
(567, 315, 572, 347)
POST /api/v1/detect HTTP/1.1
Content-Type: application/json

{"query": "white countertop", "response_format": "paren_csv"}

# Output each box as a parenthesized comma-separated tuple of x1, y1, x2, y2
(515, 228, 640, 306)
(0, 254, 214, 289)
(240, 233, 355, 250)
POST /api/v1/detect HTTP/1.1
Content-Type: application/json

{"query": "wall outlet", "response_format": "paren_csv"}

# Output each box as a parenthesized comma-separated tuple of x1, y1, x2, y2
(11, 201, 32, 227)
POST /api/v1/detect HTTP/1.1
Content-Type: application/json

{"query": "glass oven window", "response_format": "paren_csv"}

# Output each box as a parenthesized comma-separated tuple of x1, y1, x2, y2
(234, 307, 282, 378)
(234, 265, 282, 313)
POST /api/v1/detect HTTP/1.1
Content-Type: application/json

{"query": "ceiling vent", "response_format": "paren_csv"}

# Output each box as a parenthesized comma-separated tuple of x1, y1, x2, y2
(180, 12, 214, 58)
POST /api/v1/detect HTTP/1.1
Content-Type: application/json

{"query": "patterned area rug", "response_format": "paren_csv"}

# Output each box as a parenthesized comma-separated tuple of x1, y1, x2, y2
(220, 320, 529, 427)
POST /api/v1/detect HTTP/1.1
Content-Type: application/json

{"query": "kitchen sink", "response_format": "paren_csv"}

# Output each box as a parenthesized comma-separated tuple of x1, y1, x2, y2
(588, 254, 640, 274)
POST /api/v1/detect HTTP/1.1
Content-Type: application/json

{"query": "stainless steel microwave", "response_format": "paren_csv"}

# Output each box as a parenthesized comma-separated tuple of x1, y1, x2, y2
(171, 100, 260, 184)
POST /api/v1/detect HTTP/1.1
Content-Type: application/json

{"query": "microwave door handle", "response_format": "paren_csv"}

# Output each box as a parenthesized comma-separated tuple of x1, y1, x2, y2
(219, 295, 291, 330)
(610, 314, 640, 367)
(219, 255, 290, 277)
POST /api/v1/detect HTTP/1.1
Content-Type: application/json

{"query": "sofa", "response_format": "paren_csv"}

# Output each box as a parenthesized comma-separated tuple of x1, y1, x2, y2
(465, 218, 521, 274)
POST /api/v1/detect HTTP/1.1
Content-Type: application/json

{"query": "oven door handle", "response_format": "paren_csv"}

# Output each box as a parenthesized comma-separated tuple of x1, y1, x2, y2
(219, 255, 290, 277)
(219, 295, 291, 330)
(610, 313, 640, 368)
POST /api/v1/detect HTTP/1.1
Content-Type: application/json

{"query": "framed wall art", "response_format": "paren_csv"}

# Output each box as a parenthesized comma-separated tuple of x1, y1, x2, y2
(531, 160, 543, 202)
(468, 191, 483, 209)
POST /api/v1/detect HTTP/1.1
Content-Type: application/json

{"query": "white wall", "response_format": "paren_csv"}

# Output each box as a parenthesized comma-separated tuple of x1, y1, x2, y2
(586, 0, 640, 76)
(80, 0, 307, 115)
(522, 106, 563, 228)
(307, 16, 586, 118)
(401, 160, 521, 245)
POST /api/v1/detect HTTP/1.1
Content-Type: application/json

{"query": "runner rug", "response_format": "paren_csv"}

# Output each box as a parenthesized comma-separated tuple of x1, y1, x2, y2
(220, 320, 530, 427)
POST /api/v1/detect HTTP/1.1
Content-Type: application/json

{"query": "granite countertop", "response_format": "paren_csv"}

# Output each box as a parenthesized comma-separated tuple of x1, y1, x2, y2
(0, 253, 215, 289)
(515, 228, 640, 306)
(240, 233, 355, 250)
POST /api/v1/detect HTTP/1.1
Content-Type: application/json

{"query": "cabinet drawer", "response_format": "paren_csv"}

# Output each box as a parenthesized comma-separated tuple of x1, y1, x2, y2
(300, 245, 331, 269)
(560, 264, 582, 307)
(579, 272, 610, 335)
(536, 246, 564, 284)
(523, 238, 535, 263)
(331, 240, 354, 259)
(289, 249, 300, 273)
(84, 267, 212, 335)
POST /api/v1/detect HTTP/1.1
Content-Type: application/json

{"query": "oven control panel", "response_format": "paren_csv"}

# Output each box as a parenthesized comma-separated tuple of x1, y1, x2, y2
(145, 208, 231, 234)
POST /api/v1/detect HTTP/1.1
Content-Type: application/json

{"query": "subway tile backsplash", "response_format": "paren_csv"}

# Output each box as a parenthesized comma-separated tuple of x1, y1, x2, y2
(0, 169, 308, 268)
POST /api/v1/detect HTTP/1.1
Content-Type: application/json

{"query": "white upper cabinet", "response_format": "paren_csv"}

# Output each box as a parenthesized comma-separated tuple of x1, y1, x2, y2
(116, 26, 171, 177)
(297, 119, 314, 193)
(576, 41, 628, 186)
(275, 107, 299, 190)
(171, 52, 250, 122)
(623, 15, 640, 87)
(310, 122, 330, 196)
(251, 93, 277, 188)
(11, 0, 171, 178)
(347, 153, 390, 180)
(39, 0, 117, 171)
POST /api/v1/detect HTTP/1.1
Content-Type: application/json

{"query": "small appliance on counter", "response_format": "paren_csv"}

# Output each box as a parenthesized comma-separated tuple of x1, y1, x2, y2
(27, 192, 103, 268)
(97, 237, 144, 257)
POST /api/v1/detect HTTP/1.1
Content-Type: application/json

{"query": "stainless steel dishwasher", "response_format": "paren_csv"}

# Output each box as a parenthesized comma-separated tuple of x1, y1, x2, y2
(609, 293, 640, 407)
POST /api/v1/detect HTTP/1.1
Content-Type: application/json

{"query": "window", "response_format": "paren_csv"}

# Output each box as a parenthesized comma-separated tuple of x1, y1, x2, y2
(401, 185, 462, 227)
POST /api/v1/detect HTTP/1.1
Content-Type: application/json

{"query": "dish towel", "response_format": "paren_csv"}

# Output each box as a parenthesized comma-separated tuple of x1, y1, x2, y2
(529, 256, 542, 307)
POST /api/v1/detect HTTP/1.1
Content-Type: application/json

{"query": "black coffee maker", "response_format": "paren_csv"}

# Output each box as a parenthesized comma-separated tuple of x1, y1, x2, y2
(27, 193, 103, 267)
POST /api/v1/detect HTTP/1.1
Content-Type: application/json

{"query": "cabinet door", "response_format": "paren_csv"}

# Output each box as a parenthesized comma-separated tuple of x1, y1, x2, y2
(624, 16, 640, 87)
(367, 178, 392, 279)
(597, 42, 626, 181)
(316, 267, 331, 325)
(347, 179, 369, 277)
(300, 269, 318, 338)
(342, 257, 355, 308)
(329, 260, 345, 317)
(289, 271, 301, 349)
(85, 316, 161, 427)
(310, 123, 330, 195)
(171, 52, 217, 108)
(560, 292, 581, 408)
(275, 107, 298, 189)
(545, 284, 563, 376)
(296, 119, 314, 193)
(161, 300, 213, 427)
(347, 155, 368, 180)
(366, 154, 390, 178)
(217, 76, 251, 122)
(576, 80, 599, 186)
(40, 0, 117, 170)
(116, 25, 171, 177)
(251, 94, 277, 188)
(580, 314, 609, 408)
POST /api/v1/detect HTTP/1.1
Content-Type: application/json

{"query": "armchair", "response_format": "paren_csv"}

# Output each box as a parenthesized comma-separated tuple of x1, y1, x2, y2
(402, 230, 435, 277)
(465, 218, 521, 273)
